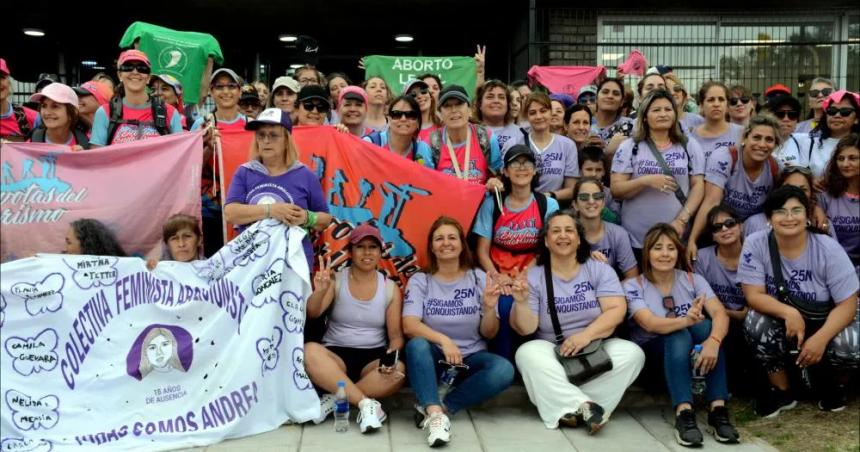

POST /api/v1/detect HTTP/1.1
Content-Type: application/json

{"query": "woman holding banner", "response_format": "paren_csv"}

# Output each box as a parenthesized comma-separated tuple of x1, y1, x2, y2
(362, 95, 435, 168)
(224, 108, 331, 269)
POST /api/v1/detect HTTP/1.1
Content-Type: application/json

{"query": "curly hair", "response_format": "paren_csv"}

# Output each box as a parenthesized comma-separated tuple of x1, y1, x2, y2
(536, 210, 591, 266)
(824, 133, 860, 197)
(70, 219, 126, 256)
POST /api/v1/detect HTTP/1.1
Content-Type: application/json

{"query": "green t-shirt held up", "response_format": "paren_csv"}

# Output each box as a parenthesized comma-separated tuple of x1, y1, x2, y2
(120, 22, 224, 104)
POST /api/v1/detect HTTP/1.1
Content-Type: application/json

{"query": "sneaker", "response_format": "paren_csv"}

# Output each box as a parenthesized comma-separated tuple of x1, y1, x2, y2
(577, 402, 607, 434)
(312, 393, 336, 425)
(422, 412, 451, 447)
(707, 406, 740, 444)
(755, 386, 797, 419)
(357, 398, 387, 433)
(818, 384, 847, 412)
(674, 409, 703, 447)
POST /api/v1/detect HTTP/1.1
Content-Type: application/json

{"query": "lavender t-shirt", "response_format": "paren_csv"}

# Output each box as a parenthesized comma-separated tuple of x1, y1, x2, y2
(705, 146, 776, 220)
(323, 269, 388, 349)
(403, 270, 488, 357)
(624, 270, 717, 345)
(225, 161, 329, 268)
(738, 230, 859, 304)
(690, 123, 743, 160)
(695, 246, 745, 311)
(818, 192, 860, 265)
(679, 113, 704, 136)
(489, 123, 524, 151)
(527, 260, 623, 342)
(503, 133, 580, 193)
(611, 138, 706, 247)
(589, 222, 638, 275)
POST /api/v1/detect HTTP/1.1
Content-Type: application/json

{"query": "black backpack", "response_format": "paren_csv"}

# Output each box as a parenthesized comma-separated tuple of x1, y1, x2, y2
(428, 124, 493, 172)
(30, 126, 91, 150)
(106, 95, 170, 144)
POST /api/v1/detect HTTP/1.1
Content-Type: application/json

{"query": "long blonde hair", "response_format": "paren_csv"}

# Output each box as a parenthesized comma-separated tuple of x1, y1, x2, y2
(248, 126, 300, 167)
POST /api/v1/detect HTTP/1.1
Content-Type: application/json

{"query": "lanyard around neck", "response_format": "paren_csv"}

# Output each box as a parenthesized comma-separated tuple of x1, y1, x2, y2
(445, 127, 471, 180)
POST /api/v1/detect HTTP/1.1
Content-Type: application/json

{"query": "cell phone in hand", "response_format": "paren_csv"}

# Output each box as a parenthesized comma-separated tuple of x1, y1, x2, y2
(379, 350, 399, 369)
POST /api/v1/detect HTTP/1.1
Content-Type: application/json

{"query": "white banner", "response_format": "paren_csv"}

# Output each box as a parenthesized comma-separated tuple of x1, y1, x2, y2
(0, 221, 319, 451)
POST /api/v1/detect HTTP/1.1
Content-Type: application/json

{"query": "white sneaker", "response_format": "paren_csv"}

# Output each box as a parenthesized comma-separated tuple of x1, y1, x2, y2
(422, 412, 451, 447)
(357, 398, 386, 433)
(312, 393, 336, 425)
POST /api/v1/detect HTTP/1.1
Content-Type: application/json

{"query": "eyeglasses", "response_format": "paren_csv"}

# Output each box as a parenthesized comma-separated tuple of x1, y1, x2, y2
(729, 96, 751, 106)
(772, 206, 806, 218)
(578, 94, 596, 104)
(773, 110, 800, 120)
(212, 83, 240, 91)
(409, 87, 429, 97)
(662, 295, 677, 318)
(809, 88, 833, 98)
(507, 161, 536, 170)
(301, 101, 330, 113)
(118, 63, 151, 74)
(390, 109, 419, 120)
(576, 192, 605, 202)
(825, 107, 856, 117)
(711, 218, 739, 232)
(255, 131, 284, 142)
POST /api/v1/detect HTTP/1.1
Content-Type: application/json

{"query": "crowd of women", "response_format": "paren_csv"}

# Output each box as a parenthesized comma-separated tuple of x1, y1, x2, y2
(1, 49, 858, 449)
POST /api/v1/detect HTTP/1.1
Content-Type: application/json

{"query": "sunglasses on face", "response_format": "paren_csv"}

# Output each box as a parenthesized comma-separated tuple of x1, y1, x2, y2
(663, 296, 677, 318)
(729, 96, 751, 106)
(711, 218, 739, 232)
(809, 88, 833, 98)
(390, 109, 419, 120)
(576, 192, 605, 202)
(774, 110, 800, 120)
(212, 83, 240, 91)
(301, 101, 330, 113)
(118, 63, 151, 74)
(409, 87, 429, 97)
(578, 94, 596, 104)
(825, 107, 856, 117)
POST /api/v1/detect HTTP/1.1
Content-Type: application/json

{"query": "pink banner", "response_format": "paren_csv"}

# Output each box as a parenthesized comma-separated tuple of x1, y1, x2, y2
(527, 65, 607, 97)
(1, 131, 203, 261)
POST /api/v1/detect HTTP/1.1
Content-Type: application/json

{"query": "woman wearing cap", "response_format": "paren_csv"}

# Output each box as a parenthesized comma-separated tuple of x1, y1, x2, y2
(402, 79, 441, 144)
(511, 210, 644, 433)
(268, 76, 300, 120)
(294, 85, 332, 127)
(417, 73, 442, 104)
(224, 108, 331, 268)
(89, 50, 183, 147)
(782, 90, 860, 179)
(690, 81, 744, 161)
(687, 115, 783, 262)
(28, 83, 91, 150)
(594, 78, 634, 156)
(150, 74, 187, 129)
(625, 224, 737, 446)
(0, 58, 38, 142)
(503, 92, 580, 203)
(728, 85, 756, 128)
(664, 74, 703, 135)
(573, 178, 638, 279)
(336, 86, 372, 137)
(304, 223, 405, 434)
(740, 186, 858, 417)
(238, 84, 263, 119)
(796, 77, 835, 135)
(818, 134, 860, 269)
(767, 95, 804, 168)
(74, 80, 113, 126)
(403, 216, 514, 447)
(363, 76, 392, 132)
(611, 89, 705, 259)
(474, 80, 520, 149)
(191, 68, 246, 131)
(577, 85, 598, 116)
(363, 95, 434, 168)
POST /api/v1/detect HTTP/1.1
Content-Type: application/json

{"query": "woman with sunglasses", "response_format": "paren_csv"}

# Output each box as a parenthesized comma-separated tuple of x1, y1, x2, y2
(818, 134, 860, 269)
(511, 210, 645, 433)
(363, 95, 434, 168)
(767, 95, 804, 168)
(743, 166, 834, 238)
(728, 85, 755, 128)
(362, 76, 392, 132)
(594, 78, 634, 156)
(687, 115, 783, 262)
(573, 178, 638, 279)
(293, 85, 332, 126)
(740, 186, 858, 417)
(625, 224, 737, 447)
(224, 108, 331, 269)
(403, 79, 442, 144)
(796, 77, 835, 135)
(664, 74, 703, 135)
(89, 50, 183, 147)
(690, 81, 744, 161)
(304, 223, 405, 434)
(403, 216, 514, 447)
(784, 90, 860, 179)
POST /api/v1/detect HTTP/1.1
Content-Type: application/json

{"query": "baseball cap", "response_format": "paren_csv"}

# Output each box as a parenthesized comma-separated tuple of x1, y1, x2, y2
(240, 84, 261, 104)
(118, 49, 151, 67)
(29, 83, 79, 108)
(210, 68, 243, 85)
(35, 76, 56, 93)
(550, 93, 575, 110)
(503, 144, 537, 167)
(766, 94, 801, 113)
(338, 86, 368, 106)
(578, 85, 597, 97)
(272, 76, 300, 94)
(150, 74, 183, 96)
(402, 79, 429, 95)
(438, 85, 470, 107)
(297, 85, 330, 104)
(349, 223, 383, 246)
(0, 58, 9, 77)
(245, 107, 293, 132)
(764, 84, 791, 98)
(73, 81, 113, 105)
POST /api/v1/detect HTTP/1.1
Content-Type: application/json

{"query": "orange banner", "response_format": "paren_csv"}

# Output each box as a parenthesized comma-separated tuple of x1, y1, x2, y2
(219, 126, 486, 285)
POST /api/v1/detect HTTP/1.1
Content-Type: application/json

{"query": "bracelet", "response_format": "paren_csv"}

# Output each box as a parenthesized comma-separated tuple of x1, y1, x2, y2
(708, 336, 722, 345)
(304, 210, 317, 229)
(264, 204, 271, 219)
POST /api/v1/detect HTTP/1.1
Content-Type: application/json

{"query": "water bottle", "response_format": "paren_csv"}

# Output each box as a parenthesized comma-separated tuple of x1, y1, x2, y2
(691, 344, 706, 396)
(437, 365, 460, 401)
(334, 381, 349, 432)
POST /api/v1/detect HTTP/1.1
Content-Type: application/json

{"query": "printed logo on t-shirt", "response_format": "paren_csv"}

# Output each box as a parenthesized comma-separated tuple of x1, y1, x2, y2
(112, 124, 162, 144)
(247, 183, 296, 205)
(546, 282, 598, 314)
(742, 251, 753, 265)
(494, 218, 540, 249)
(159, 47, 188, 72)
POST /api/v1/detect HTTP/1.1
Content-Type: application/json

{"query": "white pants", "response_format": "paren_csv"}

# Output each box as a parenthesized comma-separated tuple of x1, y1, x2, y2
(515, 338, 645, 429)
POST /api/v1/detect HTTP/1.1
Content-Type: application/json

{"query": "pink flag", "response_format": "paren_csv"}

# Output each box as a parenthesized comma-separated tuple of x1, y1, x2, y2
(527, 65, 606, 97)
(617, 49, 648, 76)
(0, 132, 203, 262)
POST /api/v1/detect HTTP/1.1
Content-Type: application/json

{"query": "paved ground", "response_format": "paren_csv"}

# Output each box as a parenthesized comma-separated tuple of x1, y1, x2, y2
(172, 387, 778, 452)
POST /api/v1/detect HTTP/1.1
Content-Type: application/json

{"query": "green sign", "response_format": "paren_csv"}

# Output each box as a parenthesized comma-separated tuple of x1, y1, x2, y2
(364, 55, 477, 98)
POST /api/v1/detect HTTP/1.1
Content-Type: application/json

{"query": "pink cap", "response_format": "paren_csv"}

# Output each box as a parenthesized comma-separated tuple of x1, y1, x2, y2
(29, 83, 79, 109)
(74, 81, 113, 105)
(118, 49, 151, 67)
(0, 58, 9, 76)
(349, 223, 383, 246)
(822, 89, 860, 110)
(338, 85, 369, 107)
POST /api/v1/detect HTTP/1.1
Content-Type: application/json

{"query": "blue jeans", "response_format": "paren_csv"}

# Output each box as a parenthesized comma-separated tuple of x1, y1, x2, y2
(405, 337, 514, 414)
(640, 320, 729, 408)
(490, 295, 515, 361)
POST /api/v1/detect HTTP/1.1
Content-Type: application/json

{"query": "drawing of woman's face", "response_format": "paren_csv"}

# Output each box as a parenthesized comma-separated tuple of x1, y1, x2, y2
(146, 334, 173, 369)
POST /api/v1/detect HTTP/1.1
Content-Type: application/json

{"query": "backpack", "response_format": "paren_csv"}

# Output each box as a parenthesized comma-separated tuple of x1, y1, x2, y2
(30, 126, 91, 150)
(491, 192, 549, 250)
(429, 124, 493, 173)
(106, 95, 170, 144)
(365, 131, 422, 163)
(11, 105, 32, 139)
(728, 145, 777, 179)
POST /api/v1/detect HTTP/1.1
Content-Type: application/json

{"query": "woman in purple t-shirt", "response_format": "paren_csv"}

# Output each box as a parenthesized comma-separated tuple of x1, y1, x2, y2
(690, 82, 744, 161)
(510, 211, 645, 433)
(740, 186, 859, 417)
(819, 134, 860, 268)
(403, 216, 514, 448)
(573, 178, 638, 279)
(624, 224, 737, 447)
